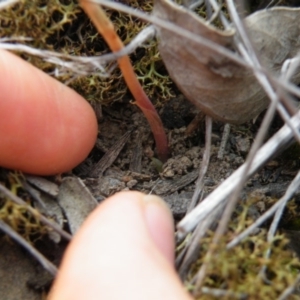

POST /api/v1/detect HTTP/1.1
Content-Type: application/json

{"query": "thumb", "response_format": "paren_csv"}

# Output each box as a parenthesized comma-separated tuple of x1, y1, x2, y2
(49, 191, 192, 300)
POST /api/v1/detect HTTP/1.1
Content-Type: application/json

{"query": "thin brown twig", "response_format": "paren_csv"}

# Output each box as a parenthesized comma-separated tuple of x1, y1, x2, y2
(192, 0, 288, 285)
(79, 0, 169, 161)
(217, 123, 230, 160)
(187, 116, 212, 213)
(0, 219, 58, 275)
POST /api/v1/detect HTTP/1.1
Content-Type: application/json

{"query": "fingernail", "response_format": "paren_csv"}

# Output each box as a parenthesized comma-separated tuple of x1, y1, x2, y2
(142, 194, 174, 263)
(143, 194, 171, 212)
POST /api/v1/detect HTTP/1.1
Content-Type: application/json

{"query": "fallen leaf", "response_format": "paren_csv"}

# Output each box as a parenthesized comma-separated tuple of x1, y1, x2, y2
(153, 1, 300, 124)
(26, 175, 59, 197)
(57, 177, 98, 234)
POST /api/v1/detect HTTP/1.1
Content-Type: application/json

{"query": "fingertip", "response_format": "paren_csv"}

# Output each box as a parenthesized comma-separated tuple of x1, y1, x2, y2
(81, 192, 175, 263)
(143, 194, 175, 264)
(0, 50, 98, 175)
(49, 191, 191, 300)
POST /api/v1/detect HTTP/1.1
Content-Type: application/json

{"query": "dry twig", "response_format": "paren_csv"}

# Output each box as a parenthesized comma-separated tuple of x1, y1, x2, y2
(0, 219, 58, 275)
(187, 116, 212, 213)
(178, 109, 300, 235)
(79, 0, 169, 161)
(227, 170, 300, 249)
(0, 184, 72, 241)
(0, 25, 155, 78)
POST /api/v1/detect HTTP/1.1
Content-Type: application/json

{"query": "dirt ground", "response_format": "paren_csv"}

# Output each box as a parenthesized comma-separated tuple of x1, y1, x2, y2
(80, 97, 299, 218)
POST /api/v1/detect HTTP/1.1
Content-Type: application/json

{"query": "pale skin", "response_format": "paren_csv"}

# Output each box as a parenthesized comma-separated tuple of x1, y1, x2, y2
(0, 50, 192, 300)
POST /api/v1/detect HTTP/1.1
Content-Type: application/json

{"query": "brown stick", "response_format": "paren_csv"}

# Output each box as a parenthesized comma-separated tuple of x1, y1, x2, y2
(80, 0, 169, 161)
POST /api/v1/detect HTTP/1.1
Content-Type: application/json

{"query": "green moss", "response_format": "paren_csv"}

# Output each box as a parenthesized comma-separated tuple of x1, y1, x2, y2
(0, 0, 174, 105)
(181, 198, 300, 299)
(0, 172, 48, 241)
(191, 234, 299, 299)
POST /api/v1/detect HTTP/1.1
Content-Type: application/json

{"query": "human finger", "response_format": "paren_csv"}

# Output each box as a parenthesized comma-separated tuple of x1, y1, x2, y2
(49, 191, 192, 300)
(0, 50, 98, 175)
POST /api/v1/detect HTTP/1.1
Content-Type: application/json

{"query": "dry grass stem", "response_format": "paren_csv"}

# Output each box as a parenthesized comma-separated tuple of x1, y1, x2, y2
(227, 170, 300, 249)
(178, 110, 300, 235)
(187, 116, 212, 213)
(0, 184, 72, 241)
(0, 219, 58, 275)
(278, 273, 300, 300)
(199, 61, 280, 288)
(0, 25, 155, 78)
(189, 0, 204, 10)
(259, 170, 300, 281)
(0, 38, 108, 76)
(202, 0, 300, 255)
(177, 206, 222, 276)
(217, 123, 230, 159)
(201, 286, 247, 299)
(92, 0, 249, 68)
(180, 5, 300, 284)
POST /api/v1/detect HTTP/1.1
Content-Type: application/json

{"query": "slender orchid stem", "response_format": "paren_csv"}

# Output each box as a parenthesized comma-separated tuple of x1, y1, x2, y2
(80, 0, 169, 161)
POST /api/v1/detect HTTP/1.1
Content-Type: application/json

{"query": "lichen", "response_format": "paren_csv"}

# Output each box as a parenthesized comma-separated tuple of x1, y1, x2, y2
(0, 0, 174, 105)
(180, 197, 300, 299)
(0, 171, 48, 242)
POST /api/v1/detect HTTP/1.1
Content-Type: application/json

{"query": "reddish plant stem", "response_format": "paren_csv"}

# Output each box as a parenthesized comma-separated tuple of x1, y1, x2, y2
(80, 0, 169, 161)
